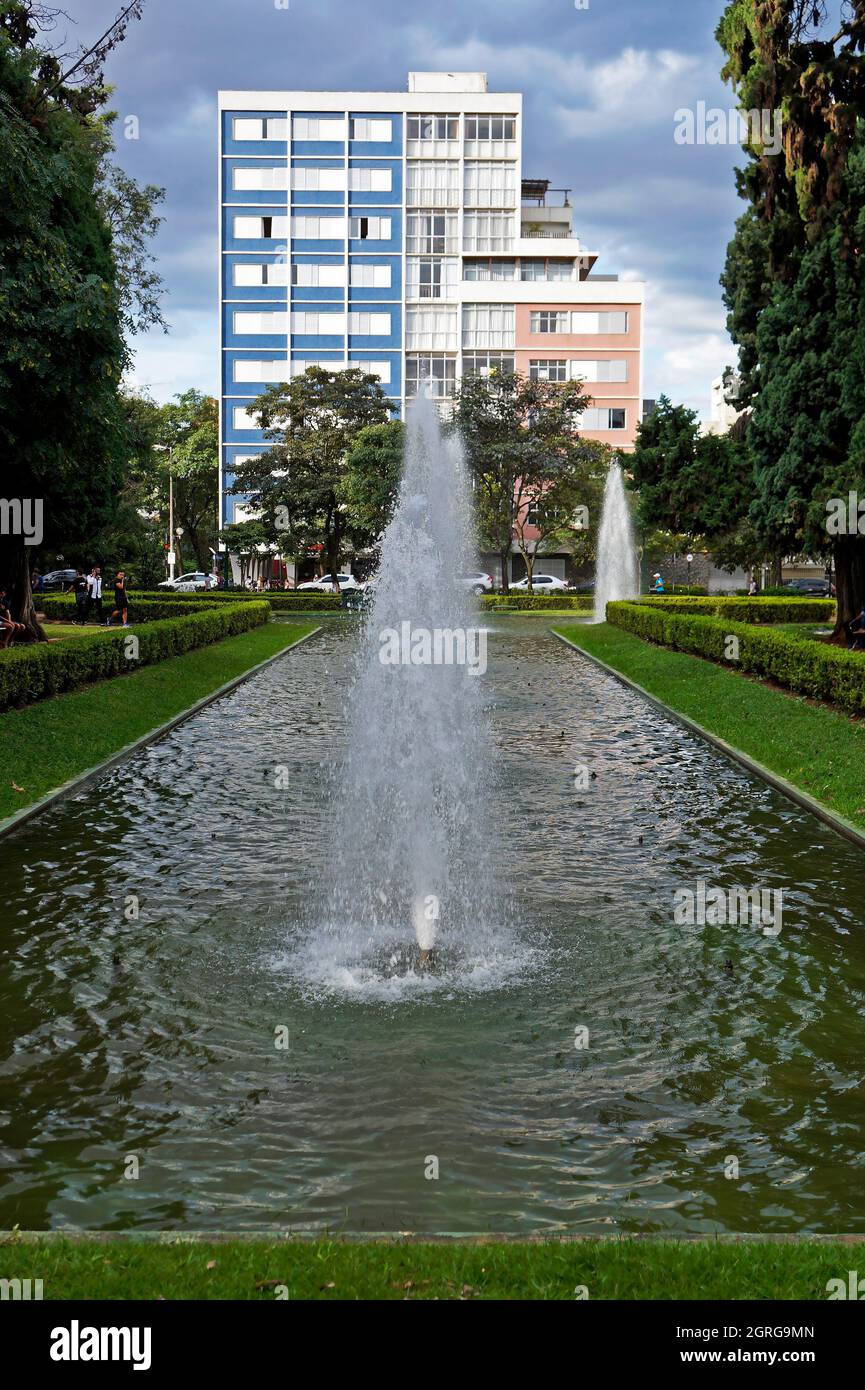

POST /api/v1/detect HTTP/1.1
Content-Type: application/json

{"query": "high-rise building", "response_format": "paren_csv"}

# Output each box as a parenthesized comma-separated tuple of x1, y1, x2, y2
(218, 71, 644, 534)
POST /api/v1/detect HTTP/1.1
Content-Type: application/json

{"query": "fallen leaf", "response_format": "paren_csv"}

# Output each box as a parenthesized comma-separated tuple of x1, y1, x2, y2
(12, 783, 25, 793)
(319, 1281, 336, 1290)
(206, 1259, 217, 1270)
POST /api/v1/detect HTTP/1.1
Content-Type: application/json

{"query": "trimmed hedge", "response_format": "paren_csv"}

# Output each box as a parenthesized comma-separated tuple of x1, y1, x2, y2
(124, 590, 343, 612)
(607, 600, 865, 715)
(1, 601, 270, 710)
(37, 595, 215, 623)
(482, 594, 594, 611)
(635, 595, 835, 624)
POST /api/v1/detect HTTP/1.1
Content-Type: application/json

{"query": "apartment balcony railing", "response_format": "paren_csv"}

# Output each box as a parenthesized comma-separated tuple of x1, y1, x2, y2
(521, 227, 578, 239)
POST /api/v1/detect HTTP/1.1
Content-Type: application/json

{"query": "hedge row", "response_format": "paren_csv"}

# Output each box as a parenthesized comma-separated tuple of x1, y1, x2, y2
(636, 595, 835, 624)
(607, 600, 865, 715)
(1, 601, 270, 710)
(121, 590, 343, 612)
(38, 595, 216, 623)
(482, 594, 594, 611)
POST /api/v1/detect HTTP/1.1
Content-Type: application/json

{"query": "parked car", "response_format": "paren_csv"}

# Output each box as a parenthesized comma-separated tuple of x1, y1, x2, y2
(158, 572, 219, 591)
(296, 573, 363, 593)
(40, 568, 77, 591)
(462, 572, 494, 595)
(510, 574, 570, 593)
(783, 577, 834, 597)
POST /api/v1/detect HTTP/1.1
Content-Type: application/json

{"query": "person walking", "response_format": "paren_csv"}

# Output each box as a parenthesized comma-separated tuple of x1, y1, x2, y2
(68, 569, 88, 624)
(86, 566, 103, 622)
(106, 570, 129, 626)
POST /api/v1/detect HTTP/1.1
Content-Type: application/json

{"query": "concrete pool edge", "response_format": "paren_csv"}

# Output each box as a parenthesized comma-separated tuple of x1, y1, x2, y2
(552, 628, 865, 855)
(6, 1230, 865, 1244)
(0, 625, 322, 843)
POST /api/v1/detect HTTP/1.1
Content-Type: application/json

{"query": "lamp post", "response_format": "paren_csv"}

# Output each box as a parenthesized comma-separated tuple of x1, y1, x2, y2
(152, 444, 176, 581)
(686, 552, 694, 593)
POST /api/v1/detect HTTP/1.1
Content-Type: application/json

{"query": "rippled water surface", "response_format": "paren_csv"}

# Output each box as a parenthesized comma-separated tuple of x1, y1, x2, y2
(1, 618, 864, 1233)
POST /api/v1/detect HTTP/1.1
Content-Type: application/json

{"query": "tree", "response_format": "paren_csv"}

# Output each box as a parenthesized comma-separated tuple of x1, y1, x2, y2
(630, 394, 756, 540)
(341, 418, 405, 548)
(154, 390, 219, 573)
(717, 0, 865, 629)
(0, 0, 161, 638)
(452, 371, 591, 593)
(513, 438, 610, 588)
(232, 366, 395, 590)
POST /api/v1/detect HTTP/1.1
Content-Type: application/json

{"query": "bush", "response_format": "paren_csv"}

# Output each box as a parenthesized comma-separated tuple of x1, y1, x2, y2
(636, 595, 835, 623)
(126, 590, 343, 612)
(0, 601, 270, 710)
(37, 595, 215, 623)
(481, 593, 594, 611)
(607, 600, 865, 715)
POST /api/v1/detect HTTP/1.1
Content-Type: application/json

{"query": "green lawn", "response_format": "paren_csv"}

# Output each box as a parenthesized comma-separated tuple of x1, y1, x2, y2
(0, 1235, 854, 1300)
(554, 621, 865, 830)
(0, 621, 316, 823)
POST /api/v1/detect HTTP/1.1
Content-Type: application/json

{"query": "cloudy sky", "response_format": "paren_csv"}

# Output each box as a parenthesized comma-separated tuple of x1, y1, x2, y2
(66, 0, 745, 420)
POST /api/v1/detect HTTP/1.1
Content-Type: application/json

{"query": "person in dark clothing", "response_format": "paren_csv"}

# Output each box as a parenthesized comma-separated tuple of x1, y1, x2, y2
(68, 569, 88, 624)
(106, 571, 129, 626)
(0, 589, 27, 648)
(846, 607, 865, 650)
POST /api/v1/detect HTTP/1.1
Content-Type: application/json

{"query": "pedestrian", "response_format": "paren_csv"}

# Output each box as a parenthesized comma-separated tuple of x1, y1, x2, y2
(31, 568, 43, 593)
(86, 566, 103, 621)
(651, 572, 665, 594)
(106, 570, 129, 626)
(68, 569, 88, 624)
(748, 576, 758, 597)
(0, 588, 27, 648)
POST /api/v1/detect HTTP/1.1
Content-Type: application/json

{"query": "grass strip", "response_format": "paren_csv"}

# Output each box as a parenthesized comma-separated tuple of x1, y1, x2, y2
(0, 1235, 856, 1300)
(554, 621, 865, 830)
(0, 622, 315, 822)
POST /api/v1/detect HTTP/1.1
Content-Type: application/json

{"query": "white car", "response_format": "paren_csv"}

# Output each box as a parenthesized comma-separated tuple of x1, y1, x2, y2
(510, 574, 570, 593)
(463, 572, 494, 595)
(158, 572, 219, 591)
(296, 573, 363, 593)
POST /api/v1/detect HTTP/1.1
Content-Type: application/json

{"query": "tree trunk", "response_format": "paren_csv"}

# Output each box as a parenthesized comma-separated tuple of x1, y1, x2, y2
(833, 537, 865, 638)
(0, 536, 46, 642)
(327, 524, 341, 592)
(499, 546, 510, 595)
(770, 552, 783, 587)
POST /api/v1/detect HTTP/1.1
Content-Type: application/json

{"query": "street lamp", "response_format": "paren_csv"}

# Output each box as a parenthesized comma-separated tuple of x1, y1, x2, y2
(152, 444, 176, 581)
(686, 552, 694, 593)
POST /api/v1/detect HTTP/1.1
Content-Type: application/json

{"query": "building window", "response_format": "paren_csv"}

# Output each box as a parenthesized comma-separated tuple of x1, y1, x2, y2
(530, 311, 569, 334)
(291, 215, 345, 239)
(463, 212, 514, 252)
(464, 115, 517, 141)
(581, 407, 627, 429)
(292, 116, 346, 141)
(347, 311, 391, 335)
(461, 304, 515, 349)
(232, 117, 288, 141)
(406, 161, 460, 206)
(292, 358, 346, 373)
(233, 167, 289, 191)
(407, 114, 459, 141)
(290, 311, 346, 335)
(407, 212, 458, 254)
(232, 406, 262, 430)
(234, 311, 289, 334)
(462, 259, 516, 281)
(291, 166, 346, 191)
(571, 359, 628, 383)
(234, 263, 290, 287)
(349, 262, 392, 288)
(348, 167, 393, 193)
(349, 359, 392, 383)
(348, 215, 392, 240)
(349, 117, 392, 141)
(234, 359, 291, 383)
(529, 359, 568, 382)
(571, 311, 630, 333)
(406, 307, 458, 350)
(291, 262, 346, 287)
(406, 354, 456, 397)
(463, 162, 517, 207)
(234, 215, 290, 239)
(461, 352, 514, 378)
(406, 256, 458, 299)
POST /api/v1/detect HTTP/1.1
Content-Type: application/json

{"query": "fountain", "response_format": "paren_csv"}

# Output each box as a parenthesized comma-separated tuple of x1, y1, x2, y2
(593, 456, 640, 623)
(300, 392, 509, 993)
